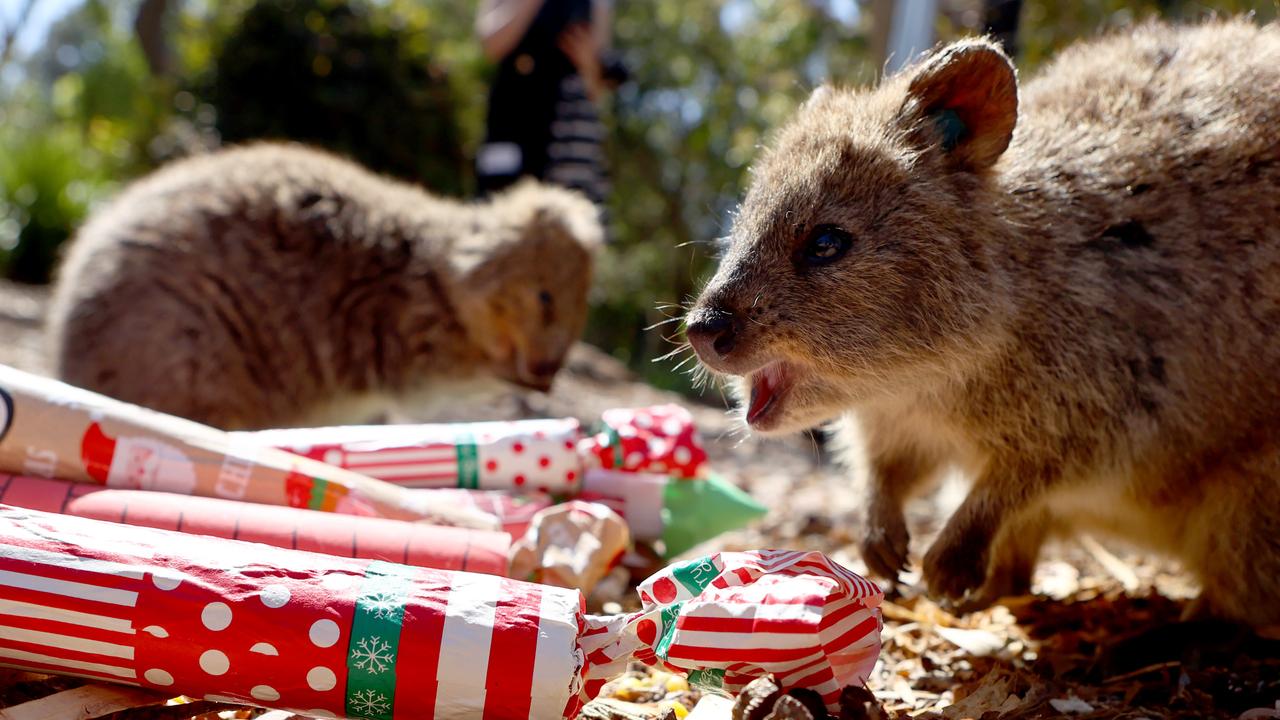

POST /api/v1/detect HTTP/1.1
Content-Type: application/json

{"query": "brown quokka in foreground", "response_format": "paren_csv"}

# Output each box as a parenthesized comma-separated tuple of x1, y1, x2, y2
(49, 143, 603, 430)
(687, 20, 1280, 628)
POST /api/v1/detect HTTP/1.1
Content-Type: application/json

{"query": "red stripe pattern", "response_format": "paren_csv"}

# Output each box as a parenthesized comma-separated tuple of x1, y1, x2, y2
(0, 504, 583, 719)
(242, 419, 584, 494)
(580, 550, 883, 713)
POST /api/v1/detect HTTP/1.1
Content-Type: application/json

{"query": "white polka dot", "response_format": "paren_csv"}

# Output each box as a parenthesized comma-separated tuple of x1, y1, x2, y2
(634, 413, 652, 428)
(662, 418, 683, 436)
(306, 665, 337, 691)
(625, 451, 645, 467)
(648, 438, 669, 457)
(674, 446, 693, 466)
(250, 642, 278, 655)
(260, 584, 290, 608)
(250, 685, 280, 702)
(142, 625, 168, 638)
(201, 602, 232, 631)
(323, 449, 343, 465)
(151, 571, 182, 591)
(618, 425, 637, 438)
(321, 573, 353, 591)
(307, 711, 338, 718)
(199, 649, 229, 675)
(309, 619, 340, 648)
(143, 668, 173, 686)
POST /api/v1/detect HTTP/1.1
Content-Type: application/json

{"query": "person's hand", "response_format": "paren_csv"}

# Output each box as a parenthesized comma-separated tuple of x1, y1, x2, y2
(557, 22, 604, 100)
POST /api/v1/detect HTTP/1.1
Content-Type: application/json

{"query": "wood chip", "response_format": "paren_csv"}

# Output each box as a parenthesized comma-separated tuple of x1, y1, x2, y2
(934, 627, 1006, 658)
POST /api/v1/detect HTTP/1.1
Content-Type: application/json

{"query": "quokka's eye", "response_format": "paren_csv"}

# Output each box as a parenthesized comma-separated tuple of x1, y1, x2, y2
(801, 225, 853, 266)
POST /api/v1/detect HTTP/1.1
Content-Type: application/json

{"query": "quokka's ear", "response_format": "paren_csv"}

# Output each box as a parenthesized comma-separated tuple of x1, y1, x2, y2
(507, 180, 604, 256)
(898, 38, 1018, 171)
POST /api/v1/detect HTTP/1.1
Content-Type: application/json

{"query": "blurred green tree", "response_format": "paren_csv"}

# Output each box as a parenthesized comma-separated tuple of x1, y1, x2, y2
(201, 0, 467, 194)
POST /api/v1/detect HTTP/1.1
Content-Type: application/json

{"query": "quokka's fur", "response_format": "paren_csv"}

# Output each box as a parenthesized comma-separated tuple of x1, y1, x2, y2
(686, 19, 1280, 627)
(49, 143, 603, 430)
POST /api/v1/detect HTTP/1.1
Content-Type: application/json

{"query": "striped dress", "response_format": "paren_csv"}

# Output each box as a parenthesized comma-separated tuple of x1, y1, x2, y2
(476, 0, 610, 207)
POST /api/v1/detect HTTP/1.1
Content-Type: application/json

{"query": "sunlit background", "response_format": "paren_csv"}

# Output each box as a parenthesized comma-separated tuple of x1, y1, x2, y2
(1, 0, 1274, 398)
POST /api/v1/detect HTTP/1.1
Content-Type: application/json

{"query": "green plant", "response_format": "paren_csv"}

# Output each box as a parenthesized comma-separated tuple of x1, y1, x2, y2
(202, 0, 467, 194)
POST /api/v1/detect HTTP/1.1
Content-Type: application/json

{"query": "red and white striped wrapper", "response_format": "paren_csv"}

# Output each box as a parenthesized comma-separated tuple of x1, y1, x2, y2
(239, 420, 584, 494)
(0, 505, 880, 719)
(0, 475, 511, 575)
(0, 504, 585, 719)
(580, 550, 884, 713)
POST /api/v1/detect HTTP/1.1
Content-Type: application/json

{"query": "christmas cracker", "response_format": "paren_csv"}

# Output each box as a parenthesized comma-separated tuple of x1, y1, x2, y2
(0, 365, 493, 529)
(238, 404, 709, 494)
(239, 405, 760, 553)
(0, 505, 882, 719)
(0, 474, 510, 575)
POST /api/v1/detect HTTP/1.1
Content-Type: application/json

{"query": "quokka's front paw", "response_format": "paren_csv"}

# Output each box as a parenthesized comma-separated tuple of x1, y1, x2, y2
(860, 507, 910, 581)
(923, 529, 990, 602)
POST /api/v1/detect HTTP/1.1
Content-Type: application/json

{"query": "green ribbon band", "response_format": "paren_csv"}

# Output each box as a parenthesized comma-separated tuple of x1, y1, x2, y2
(307, 477, 329, 510)
(652, 603, 683, 663)
(687, 668, 727, 693)
(670, 555, 720, 596)
(605, 426, 623, 469)
(652, 555, 720, 664)
(344, 561, 415, 720)
(454, 431, 479, 489)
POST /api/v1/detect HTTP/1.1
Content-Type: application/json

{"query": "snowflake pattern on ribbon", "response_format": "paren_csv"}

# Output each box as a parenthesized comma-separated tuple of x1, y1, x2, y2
(362, 591, 401, 621)
(349, 688, 391, 717)
(351, 636, 393, 674)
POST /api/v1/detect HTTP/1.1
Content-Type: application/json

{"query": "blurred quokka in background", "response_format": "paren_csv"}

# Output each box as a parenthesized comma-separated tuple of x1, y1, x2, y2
(49, 143, 603, 430)
(687, 20, 1280, 629)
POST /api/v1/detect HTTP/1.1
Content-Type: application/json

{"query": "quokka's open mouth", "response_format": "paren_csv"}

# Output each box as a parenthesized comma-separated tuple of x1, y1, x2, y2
(746, 362, 794, 428)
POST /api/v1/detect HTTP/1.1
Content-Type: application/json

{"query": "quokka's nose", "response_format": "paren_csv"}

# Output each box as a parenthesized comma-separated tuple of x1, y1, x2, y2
(685, 307, 739, 361)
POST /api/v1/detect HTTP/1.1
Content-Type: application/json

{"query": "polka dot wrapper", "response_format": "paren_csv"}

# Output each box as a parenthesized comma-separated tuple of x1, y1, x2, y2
(242, 419, 585, 495)
(0, 504, 585, 719)
(581, 404, 709, 478)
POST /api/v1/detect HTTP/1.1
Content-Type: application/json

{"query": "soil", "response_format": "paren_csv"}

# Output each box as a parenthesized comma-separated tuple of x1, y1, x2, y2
(1, 279, 1277, 720)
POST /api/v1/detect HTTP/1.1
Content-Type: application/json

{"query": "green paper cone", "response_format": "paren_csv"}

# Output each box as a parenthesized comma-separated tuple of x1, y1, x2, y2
(660, 474, 767, 557)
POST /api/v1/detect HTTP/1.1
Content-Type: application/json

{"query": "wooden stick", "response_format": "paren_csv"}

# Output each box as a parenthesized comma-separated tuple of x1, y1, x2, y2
(1078, 534, 1141, 592)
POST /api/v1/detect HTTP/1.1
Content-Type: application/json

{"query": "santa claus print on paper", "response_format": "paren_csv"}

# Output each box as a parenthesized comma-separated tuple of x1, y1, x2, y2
(80, 422, 197, 495)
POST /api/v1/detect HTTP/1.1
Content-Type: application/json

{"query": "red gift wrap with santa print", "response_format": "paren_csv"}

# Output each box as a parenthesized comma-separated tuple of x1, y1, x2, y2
(0, 504, 585, 719)
(0, 365, 488, 528)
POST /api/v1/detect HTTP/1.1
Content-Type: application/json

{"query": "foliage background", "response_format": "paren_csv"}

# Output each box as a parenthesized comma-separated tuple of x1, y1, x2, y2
(0, 0, 1275, 395)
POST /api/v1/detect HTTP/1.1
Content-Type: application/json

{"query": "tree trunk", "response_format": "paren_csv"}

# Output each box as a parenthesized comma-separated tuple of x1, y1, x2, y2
(134, 0, 172, 78)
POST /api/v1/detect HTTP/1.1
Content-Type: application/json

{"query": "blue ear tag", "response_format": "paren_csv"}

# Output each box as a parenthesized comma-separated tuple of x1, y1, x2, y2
(932, 108, 967, 151)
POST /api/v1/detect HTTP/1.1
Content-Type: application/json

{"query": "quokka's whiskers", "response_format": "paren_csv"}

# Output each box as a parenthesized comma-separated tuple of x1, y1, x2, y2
(644, 315, 685, 331)
(654, 343, 693, 363)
